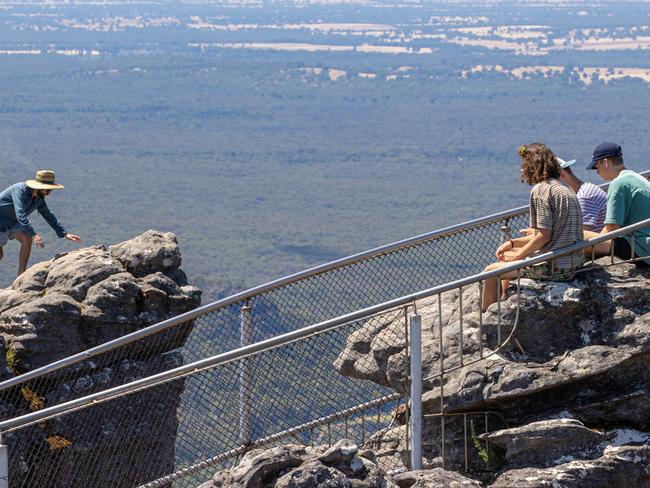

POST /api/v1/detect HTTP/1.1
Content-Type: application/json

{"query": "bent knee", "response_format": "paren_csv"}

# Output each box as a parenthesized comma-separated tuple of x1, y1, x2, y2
(484, 262, 503, 272)
(15, 232, 32, 244)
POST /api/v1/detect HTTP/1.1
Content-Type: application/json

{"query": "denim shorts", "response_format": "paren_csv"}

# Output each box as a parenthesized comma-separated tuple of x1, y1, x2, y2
(0, 225, 24, 247)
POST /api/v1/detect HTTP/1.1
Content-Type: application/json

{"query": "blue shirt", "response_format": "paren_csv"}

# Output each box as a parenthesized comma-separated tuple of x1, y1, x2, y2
(0, 182, 67, 238)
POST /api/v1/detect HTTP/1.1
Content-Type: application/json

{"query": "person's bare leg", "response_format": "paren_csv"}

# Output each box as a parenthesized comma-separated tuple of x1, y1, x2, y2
(482, 263, 520, 312)
(15, 232, 33, 276)
(482, 262, 506, 312)
(583, 230, 611, 258)
(500, 279, 510, 299)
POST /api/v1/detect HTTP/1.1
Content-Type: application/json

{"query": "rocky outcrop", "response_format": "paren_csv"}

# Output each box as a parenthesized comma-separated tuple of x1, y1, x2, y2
(333, 260, 650, 486)
(0, 230, 201, 488)
(198, 440, 398, 488)
(490, 444, 650, 487)
(393, 468, 482, 487)
(0, 231, 201, 372)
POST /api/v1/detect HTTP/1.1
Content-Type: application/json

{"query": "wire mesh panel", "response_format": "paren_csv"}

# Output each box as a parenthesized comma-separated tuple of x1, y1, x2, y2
(3, 307, 408, 488)
(0, 212, 529, 418)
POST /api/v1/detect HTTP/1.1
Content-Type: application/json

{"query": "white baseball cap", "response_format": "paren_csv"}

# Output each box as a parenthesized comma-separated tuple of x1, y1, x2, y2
(556, 157, 576, 169)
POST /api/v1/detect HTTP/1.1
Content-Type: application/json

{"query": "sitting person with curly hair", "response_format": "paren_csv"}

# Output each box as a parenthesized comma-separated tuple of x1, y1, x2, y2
(481, 143, 584, 312)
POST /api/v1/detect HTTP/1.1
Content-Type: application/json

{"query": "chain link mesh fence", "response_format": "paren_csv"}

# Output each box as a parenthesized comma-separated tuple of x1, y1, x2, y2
(0, 211, 530, 421)
(3, 307, 409, 488)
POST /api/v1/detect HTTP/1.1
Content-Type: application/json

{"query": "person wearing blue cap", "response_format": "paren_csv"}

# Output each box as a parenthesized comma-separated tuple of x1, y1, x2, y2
(586, 142, 650, 268)
(557, 157, 607, 232)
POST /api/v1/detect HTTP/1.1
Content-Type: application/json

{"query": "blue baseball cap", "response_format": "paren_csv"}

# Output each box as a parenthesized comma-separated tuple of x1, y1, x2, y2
(587, 142, 622, 170)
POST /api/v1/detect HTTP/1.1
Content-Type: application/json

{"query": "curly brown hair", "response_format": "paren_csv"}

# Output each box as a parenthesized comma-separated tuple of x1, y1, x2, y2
(518, 143, 560, 185)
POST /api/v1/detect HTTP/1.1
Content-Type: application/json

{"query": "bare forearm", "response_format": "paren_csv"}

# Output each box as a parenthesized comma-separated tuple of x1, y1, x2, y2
(511, 234, 534, 248)
(515, 231, 550, 258)
(601, 223, 621, 234)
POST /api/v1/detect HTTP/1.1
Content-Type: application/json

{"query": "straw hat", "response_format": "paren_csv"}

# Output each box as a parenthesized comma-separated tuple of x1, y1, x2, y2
(26, 170, 65, 190)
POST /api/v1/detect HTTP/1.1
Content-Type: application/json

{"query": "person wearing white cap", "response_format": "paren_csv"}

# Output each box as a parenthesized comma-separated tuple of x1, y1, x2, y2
(0, 170, 81, 276)
(557, 157, 608, 232)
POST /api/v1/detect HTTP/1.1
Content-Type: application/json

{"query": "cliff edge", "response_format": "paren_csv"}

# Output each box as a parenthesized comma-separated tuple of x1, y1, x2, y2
(0, 230, 201, 488)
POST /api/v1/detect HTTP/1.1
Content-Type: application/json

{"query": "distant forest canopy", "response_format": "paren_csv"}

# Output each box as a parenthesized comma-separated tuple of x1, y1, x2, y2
(0, 0, 649, 299)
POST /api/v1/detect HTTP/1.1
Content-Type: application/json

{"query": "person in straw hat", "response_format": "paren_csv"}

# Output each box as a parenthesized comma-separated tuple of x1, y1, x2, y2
(0, 170, 81, 276)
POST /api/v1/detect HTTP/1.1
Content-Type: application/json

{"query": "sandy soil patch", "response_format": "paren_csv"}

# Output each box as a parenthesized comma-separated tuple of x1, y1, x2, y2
(462, 64, 650, 85)
(0, 49, 42, 55)
(573, 36, 650, 51)
(449, 38, 542, 55)
(456, 25, 548, 38)
(58, 16, 179, 31)
(580, 67, 650, 84)
(328, 69, 347, 80)
(186, 19, 393, 33)
(426, 16, 490, 25)
(282, 23, 395, 32)
(297, 67, 323, 75)
(190, 42, 354, 52)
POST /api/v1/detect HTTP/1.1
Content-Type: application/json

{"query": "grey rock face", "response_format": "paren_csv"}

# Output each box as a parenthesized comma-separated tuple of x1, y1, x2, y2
(0, 231, 201, 372)
(6, 353, 184, 488)
(108, 230, 182, 277)
(393, 468, 482, 487)
(0, 230, 201, 488)
(275, 459, 353, 487)
(11, 260, 51, 292)
(336, 265, 650, 423)
(335, 261, 649, 484)
(199, 440, 398, 488)
(0, 293, 83, 370)
(490, 444, 650, 487)
(44, 246, 125, 300)
(478, 419, 605, 468)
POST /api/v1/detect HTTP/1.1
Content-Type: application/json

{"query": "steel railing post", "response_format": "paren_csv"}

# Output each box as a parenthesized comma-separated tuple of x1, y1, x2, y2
(239, 303, 253, 445)
(409, 313, 423, 470)
(0, 432, 8, 488)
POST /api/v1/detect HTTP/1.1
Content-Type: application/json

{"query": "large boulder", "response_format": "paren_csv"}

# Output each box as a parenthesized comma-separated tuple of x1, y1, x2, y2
(334, 260, 650, 482)
(108, 230, 182, 277)
(198, 440, 398, 488)
(6, 353, 184, 488)
(0, 231, 202, 488)
(393, 468, 482, 487)
(490, 444, 650, 487)
(0, 231, 201, 372)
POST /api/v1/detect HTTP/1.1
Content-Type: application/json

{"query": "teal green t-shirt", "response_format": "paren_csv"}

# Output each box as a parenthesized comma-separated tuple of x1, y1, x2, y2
(604, 170, 650, 264)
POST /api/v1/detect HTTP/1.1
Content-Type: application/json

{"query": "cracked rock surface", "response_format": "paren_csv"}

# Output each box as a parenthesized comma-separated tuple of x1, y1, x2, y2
(0, 230, 202, 488)
(199, 440, 398, 488)
(334, 260, 650, 485)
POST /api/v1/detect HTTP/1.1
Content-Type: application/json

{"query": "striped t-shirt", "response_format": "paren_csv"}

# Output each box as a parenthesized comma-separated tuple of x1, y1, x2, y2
(576, 181, 607, 232)
(529, 179, 584, 270)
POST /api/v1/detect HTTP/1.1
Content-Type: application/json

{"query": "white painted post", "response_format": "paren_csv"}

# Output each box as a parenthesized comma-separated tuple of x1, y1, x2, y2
(0, 432, 8, 488)
(409, 314, 423, 470)
(239, 303, 253, 445)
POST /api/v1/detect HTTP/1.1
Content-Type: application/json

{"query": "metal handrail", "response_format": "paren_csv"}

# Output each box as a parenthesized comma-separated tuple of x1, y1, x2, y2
(138, 393, 403, 488)
(4, 171, 646, 394)
(0, 205, 528, 393)
(2, 216, 648, 434)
